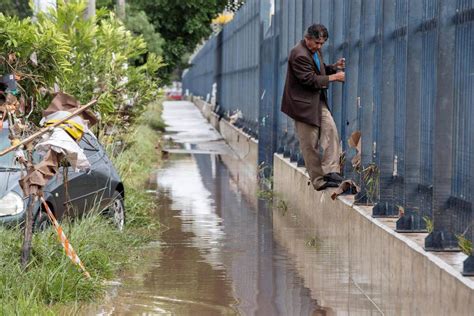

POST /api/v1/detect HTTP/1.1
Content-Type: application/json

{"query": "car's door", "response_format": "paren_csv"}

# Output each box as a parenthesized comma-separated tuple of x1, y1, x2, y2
(51, 132, 109, 218)
(80, 132, 112, 211)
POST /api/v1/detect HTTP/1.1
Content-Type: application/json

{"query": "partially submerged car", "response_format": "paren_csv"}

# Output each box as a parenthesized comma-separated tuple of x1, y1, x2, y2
(0, 127, 125, 230)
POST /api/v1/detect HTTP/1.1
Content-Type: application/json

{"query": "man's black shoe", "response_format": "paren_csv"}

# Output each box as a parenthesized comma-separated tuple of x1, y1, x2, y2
(316, 181, 340, 191)
(323, 172, 344, 183)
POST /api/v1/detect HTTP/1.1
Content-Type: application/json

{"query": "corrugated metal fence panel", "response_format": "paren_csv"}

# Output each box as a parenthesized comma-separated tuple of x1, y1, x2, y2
(372, 0, 397, 217)
(276, 0, 288, 153)
(372, 0, 383, 167)
(359, 0, 377, 168)
(183, 36, 216, 100)
(218, 0, 260, 135)
(413, 0, 438, 226)
(393, 0, 408, 208)
(452, 0, 474, 242)
(342, 0, 361, 176)
(329, 0, 347, 139)
(420, 0, 438, 188)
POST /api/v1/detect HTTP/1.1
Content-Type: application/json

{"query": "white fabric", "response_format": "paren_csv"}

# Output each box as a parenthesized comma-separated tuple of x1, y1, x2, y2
(35, 128, 90, 171)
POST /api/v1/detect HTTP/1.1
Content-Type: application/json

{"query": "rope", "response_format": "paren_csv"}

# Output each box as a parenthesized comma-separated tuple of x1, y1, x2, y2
(40, 196, 91, 279)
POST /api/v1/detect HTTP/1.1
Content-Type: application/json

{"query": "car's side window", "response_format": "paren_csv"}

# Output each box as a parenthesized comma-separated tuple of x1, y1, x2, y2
(80, 133, 104, 164)
(81, 133, 99, 151)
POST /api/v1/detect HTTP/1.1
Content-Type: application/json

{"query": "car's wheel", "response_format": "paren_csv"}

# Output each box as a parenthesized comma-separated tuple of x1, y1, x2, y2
(33, 208, 51, 232)
(107, 191, 125, 231)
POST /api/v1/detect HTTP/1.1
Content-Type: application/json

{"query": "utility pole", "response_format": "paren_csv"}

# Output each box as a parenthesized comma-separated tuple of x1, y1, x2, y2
(33, 0, 56, 15)
(86, 0, 96, 19)
(116, 0, 125, 20)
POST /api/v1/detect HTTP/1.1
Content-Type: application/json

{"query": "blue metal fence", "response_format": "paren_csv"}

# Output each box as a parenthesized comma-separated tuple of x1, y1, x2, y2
(182, 0, 474, 275)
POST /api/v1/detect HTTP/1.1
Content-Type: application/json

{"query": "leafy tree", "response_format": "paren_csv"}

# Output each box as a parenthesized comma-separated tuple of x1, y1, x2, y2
(125, 9, 164, 59)
(97, 1, 164, 67)
(0, 0, 32, 18)
(129, 0, 228, 81)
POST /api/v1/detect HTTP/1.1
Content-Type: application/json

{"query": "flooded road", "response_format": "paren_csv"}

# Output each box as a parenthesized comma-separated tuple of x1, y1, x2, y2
(92, 101, 336, 315)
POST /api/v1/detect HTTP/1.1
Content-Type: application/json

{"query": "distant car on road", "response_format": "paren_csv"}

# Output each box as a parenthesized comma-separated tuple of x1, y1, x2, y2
(0, 128, 125, 231)
(166, 90, 182, 101)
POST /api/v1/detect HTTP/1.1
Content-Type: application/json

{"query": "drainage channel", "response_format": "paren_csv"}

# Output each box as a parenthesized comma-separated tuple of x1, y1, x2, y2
(87, 101, 377, 315)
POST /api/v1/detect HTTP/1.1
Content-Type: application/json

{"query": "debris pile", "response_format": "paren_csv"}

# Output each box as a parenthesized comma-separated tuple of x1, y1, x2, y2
(0, 83, 96, 276)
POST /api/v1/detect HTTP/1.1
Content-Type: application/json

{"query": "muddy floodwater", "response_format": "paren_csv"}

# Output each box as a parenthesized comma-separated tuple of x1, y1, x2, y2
(89, 101, 375, 315)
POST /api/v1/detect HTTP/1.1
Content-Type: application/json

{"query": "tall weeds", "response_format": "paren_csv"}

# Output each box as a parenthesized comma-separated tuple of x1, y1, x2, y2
(0, 100, 164, 314)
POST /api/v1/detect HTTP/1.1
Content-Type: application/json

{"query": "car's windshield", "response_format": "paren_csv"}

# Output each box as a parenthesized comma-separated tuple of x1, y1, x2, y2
(0, 130, 20, 169)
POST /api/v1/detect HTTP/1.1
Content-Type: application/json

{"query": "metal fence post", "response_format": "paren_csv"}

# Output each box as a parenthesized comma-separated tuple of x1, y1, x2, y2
(424, 0, 458, 251)
(354, 0, 378, 206)
(342, 0, 362, 180)
(372, 0, 401, 217)
(395, 0, 425, 231)
(258, 5, 278, 176)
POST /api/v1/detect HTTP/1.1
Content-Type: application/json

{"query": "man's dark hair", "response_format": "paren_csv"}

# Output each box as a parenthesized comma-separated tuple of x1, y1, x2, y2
(305, 24, 329, 40)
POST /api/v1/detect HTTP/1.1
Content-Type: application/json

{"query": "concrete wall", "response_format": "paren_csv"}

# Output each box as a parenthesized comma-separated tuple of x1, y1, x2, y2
(273, 154, 474, 315)
(193, 97, 259, 208)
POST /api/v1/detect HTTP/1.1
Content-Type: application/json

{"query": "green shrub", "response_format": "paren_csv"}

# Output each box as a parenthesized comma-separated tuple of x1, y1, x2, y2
(0, 0, 163, 125)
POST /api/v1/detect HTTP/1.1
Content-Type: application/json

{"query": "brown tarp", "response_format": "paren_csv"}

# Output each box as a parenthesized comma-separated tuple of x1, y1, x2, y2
(19, 150, 60, 196)
(43, 92, 98, 126)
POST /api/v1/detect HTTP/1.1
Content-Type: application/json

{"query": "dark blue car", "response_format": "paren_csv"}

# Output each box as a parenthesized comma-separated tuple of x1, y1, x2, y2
(0, 128, 125, 230)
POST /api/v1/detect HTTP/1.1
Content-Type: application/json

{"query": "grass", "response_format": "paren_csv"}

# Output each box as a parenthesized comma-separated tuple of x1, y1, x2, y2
(423, 216, 434, 233)
(457, 235, 473, 256)
(0, 100, 164, 314)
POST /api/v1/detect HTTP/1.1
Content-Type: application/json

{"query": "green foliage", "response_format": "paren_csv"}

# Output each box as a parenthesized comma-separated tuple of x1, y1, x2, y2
(0, 4, 165, 313)
(353, 163, 379, 205)
(125, 10, 164, 58)
(129, 0, 228, 81)
(277, 199, 288, 212)
(0, 215, 153, 314)
(0, 0, 32, 18)
(257, 188, 274, 201)
(423, 216, 434, 233)
(0, 0, 163, 125)
(0, 13, 71, 106)
(45, 1, 163, 121)
(457, 235, 473, 256)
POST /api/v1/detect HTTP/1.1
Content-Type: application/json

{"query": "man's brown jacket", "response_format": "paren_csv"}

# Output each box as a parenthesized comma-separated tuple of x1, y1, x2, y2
(281, 40, 337, 127)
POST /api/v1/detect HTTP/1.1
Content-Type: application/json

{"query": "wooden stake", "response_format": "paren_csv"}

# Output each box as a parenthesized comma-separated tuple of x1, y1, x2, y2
(21, 194, 36, 269)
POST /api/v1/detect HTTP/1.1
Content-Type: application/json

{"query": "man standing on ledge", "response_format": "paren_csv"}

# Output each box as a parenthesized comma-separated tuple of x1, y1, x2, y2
(281, 24, 345, 191)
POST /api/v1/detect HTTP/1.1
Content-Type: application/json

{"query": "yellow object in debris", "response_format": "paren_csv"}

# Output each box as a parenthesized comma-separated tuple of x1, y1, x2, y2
(11, 138, 21, 146)
(212, 12, 234, 25)
(44, 119, 85, 141)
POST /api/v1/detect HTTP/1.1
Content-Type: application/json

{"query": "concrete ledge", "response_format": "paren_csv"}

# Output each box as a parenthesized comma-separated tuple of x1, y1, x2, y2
(273, 153, 474, 315)
(191, 97, 259, 208)
(190, 96, 473, 313)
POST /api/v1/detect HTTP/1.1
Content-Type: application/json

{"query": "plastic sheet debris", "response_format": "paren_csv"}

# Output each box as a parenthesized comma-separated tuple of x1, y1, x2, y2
(35, 128, 90, 171)
(348, 130, 361, 169)
(331, 180, 360, 200)
(19, 150, 60, 196)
